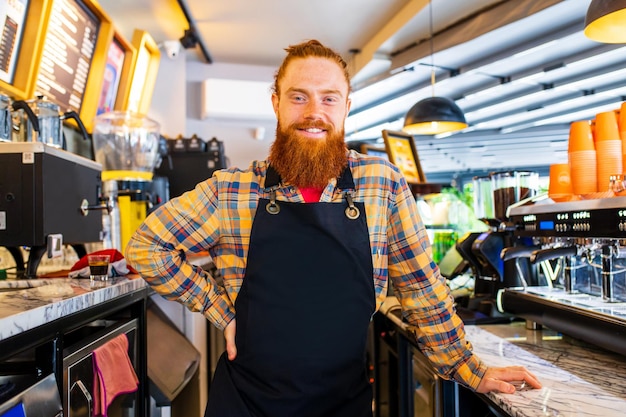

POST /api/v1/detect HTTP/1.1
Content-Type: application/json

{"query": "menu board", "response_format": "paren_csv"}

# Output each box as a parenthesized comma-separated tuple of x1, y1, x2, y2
(96, 37, 124, 115)
(0, 0, 29, 84)
(35, 0, 99, 112)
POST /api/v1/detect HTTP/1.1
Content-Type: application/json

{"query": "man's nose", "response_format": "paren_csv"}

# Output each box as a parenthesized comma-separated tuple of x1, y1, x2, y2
(303, 100, 323, 119)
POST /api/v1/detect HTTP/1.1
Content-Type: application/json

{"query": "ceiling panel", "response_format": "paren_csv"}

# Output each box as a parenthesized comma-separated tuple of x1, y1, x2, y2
(97, 0, 616, 181)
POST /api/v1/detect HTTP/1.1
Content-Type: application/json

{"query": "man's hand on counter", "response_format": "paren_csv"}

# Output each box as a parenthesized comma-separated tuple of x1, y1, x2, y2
(225, 318, 237, 360)
(476, 366, 542, 394)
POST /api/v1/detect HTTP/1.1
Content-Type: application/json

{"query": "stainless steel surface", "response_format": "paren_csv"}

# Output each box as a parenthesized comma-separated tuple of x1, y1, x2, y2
(510, 196, 626, 216)
(0, 373, 63, 417)
(0, 142, 101, 170)
(509, 196, 626, 238)
(0, 94, 12, 143)
(12, 98, 62, 148)
(62, 319, 139, 417)
(500, 194, 626, 356)
(101, 180, 122, 251)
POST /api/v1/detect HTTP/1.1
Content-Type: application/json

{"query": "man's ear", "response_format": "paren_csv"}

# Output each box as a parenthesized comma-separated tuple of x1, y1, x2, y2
(271, 93, 279, 116)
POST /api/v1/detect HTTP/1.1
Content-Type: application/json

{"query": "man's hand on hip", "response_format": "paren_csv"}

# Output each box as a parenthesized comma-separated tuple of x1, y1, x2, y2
(224, 318, 237, 360)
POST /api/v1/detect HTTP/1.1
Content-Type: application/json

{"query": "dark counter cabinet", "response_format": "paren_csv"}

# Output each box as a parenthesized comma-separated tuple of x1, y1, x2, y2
(0, 278, 150, 417)
(371, 311, 500, 417)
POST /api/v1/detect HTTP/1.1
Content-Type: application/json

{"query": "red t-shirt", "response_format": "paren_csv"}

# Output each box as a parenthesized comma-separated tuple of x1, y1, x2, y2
(300, 187, 323, 203)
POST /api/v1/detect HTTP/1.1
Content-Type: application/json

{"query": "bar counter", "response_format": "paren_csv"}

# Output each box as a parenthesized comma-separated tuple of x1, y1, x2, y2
(468, 322, 626, 417)
(379, 297, 626, 417)
(0, 277, 148, 342)
(2, 279, 626, 416)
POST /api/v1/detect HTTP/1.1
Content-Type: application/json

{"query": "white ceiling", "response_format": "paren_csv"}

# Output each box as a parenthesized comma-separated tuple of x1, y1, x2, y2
(97, 0, 623, 181)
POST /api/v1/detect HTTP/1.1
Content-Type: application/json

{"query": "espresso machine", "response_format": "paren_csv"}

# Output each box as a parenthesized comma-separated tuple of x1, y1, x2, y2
(0, 142, 104, 277)
(500, 196, 626, 356)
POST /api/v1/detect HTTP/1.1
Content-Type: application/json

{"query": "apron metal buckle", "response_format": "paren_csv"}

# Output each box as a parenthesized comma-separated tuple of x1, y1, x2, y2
(343, 191, 360, 220)
(266, 189, 280, 214)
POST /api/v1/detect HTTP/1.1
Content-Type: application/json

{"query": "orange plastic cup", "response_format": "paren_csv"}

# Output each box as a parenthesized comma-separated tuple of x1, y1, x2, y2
(568, 120, 595, 152)
(596, 140, 623, 191)
(548, 163, 573, 199)
(619, 102, 626, 133)
(595, 110, 620, 142)
(569, 150, 597, 195)
(619, 102, 626, 153)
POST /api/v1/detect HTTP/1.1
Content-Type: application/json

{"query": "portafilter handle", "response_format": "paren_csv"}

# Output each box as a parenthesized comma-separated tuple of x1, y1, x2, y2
(500, 245, 541, 288)
(530, 245, 578, 292)
(500, 245, 541, 261)
(529, 246, 578, 264)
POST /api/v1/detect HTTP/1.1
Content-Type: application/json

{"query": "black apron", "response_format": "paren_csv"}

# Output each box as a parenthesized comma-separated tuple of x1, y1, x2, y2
(205, 166, 376, 417)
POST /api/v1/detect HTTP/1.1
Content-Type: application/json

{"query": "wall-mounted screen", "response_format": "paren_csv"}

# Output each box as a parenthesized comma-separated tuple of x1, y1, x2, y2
(35, 0, 99, 113)
(0, 0, 29, 84)
(382, 129, 426, 184)
(96, 36, 124, 115)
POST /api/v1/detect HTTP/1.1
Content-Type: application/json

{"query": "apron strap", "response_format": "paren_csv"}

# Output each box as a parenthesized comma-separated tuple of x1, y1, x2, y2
(336, 165, 356, 191)
(265, 165, 282, 189)
(264, 165, 356, 192)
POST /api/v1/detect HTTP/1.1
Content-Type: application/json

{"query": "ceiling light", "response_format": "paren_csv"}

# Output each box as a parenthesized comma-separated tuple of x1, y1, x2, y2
(584, 0, 626, 43)
(402, 0, 467, 136)
(403, 97, 467, 135)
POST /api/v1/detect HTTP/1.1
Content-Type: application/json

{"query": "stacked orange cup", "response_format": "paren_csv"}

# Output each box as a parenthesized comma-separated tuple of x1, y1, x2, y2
(595, 110, 622, 192)
(617, 101, 626, 165)
(548, 163, 574, 202)
(568, 120, 597, 195)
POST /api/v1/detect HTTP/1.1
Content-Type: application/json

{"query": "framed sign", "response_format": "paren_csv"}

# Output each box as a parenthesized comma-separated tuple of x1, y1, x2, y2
(382, 129, 426, 184)
(125, 29, 160, 114)
(0, 0, 51, 100)
(96, 29, 136, 115)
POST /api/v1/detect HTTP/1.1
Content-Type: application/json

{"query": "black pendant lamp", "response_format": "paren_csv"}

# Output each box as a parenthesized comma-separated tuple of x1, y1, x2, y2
(584, 0, 626, 43)
(402, 0, 467, 135)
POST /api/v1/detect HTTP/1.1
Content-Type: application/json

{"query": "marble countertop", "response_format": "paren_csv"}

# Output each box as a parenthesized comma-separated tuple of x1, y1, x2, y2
(468, 322, 626, 417)
(380, 296, 626, 416)
(0, 277, 147, 341)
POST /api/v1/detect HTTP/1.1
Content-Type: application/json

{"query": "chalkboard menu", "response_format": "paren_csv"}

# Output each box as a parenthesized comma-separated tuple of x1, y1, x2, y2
(0, 0, 29, 84)
(35, 0, 100, 113)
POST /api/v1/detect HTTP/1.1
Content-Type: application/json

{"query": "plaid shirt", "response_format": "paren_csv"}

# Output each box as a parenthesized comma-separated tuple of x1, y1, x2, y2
(126, 149, 486, 389)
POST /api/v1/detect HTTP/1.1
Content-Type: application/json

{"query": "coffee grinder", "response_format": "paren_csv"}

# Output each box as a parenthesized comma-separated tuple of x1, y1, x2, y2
(92, 111, 162, 251)
(463, 171, 539, 314)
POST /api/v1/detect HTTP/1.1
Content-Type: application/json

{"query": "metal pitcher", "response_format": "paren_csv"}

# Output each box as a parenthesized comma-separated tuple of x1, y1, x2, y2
(0, 94, 11, 142)
(12, 95, 89, 150)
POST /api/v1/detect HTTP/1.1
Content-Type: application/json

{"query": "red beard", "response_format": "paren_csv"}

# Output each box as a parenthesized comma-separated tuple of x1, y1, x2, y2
(269, 120, 348, 188)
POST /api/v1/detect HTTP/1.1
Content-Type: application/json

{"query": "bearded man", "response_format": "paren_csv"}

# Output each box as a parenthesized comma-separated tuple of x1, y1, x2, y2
(126, 40, 540, 417)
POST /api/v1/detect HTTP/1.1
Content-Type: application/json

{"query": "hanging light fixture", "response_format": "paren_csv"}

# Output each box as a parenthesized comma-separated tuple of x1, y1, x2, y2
(584, 0, 626, 43)
(403, 0, 467, 135)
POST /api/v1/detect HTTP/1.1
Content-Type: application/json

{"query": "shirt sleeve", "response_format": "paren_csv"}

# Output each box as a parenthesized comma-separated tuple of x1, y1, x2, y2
(386, 177, 487, 390)
(124, 177, 235, 330)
